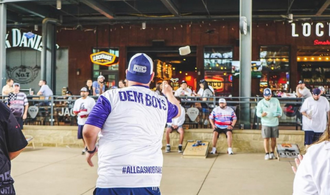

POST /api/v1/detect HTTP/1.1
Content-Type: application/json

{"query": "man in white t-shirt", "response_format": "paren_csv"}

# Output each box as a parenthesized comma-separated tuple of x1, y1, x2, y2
(174, 80, 192, 96)
(73, 87, 96, 155)
(209, 98, 237, 155)
(300, 88, 330, 146)
(82, 53, 181, 195)
(296, 80, 311, 98)
(165, 97, 186, 153)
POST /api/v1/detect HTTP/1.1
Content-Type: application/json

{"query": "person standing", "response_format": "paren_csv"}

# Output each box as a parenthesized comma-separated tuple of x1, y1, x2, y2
(0, 101, 28, 194)
(83, 53, 181, 195)
(73, 87, 96, 155)
(165, 97, 185, 153)
(300, 88, 330, 147)
(37, 80, 53, 105)
(92, 75, 105, 96)
(86, 79, 94, 96)
(118, 80, 126, 88)
(6, 83, 29, 129)
(209, 98, 237, 155)
(174, 80, 192, 96)
(296, 80, 311, 98)
(256, 88, 282, 160)
(2, 78, 14, 96)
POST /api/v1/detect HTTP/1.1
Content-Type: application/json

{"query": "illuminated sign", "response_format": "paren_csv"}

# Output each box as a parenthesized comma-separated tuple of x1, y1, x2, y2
(206, 76, 224, 92)
(90, 51, 117, 66)
(314, 40, 330, 45)
(291, 22, 329, 37)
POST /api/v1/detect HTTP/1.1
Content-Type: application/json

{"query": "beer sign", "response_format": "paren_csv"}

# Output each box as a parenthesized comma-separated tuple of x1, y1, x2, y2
(90, 51, 117, 66)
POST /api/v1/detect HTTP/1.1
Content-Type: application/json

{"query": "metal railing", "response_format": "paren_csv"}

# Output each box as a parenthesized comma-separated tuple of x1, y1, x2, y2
(0, 94, 306, 129)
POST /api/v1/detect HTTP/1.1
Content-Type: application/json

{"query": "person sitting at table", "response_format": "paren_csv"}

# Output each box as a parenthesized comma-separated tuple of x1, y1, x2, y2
(2, 78, 14, 96)
(196, 79, 214, 96)
(37, 80, 53, 106)
(174, 80, 192, 96)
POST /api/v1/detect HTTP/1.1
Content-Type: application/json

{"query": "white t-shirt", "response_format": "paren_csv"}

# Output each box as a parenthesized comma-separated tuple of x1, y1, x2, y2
(167, 105, 185, 126)
(85, 85, 178, 188)
(73, 97, 95, 125)
(297, 87, 312, 98)
(293, 141, 330, 195)
(300, 96, 330, 132)
(174, 87, 192, 96)
(197, 86, 214, 96)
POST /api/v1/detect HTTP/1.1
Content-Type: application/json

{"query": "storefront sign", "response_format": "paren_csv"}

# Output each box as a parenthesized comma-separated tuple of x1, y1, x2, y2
(206, 76, 224, 92)
(314, 40, 330, 45)
(6, 65, 40, 84)
(5, 28, 59, 51)
(291, 22, 329, 37)
(90, 51, 117, 66)
(58, 108, 74, 116)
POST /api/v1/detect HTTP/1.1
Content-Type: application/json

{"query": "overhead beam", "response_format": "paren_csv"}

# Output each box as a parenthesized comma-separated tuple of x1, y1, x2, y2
(316, 0, 330, 16)
(160, 0, 179, 16)
(1, 0, 50, 2)
(287, 0, 295, 14)
(8, 3, 47, 18)
(80, 0, 114, 19)
(201, 0, 210, 17)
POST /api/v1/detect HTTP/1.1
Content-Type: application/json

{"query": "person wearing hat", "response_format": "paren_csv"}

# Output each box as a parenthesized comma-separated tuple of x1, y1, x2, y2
(209, 98, 237, 155)
(73, 87, 96, 155)
(174, 80, 192, 96)
(92, 75, 106, 96)
(256, 88, 282, 160)
(82, 53, 181, 194)
(296, 80, 311, 99)
(6, 83, 29, 129)
(318, 86, 326, 97)
(300, 88, 330, 147)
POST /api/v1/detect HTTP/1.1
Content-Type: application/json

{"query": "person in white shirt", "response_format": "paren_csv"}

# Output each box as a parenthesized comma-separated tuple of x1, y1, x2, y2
(300, 88, 330, 147)
(174, 80, 192, 96)
(292, 129, 330, 195)
(1, 78, 14, 96)
(296, 80, 312, 98)
(73, 87, 96, 155)
(82, 53, 181, 195)
(165, 97, 186, 153)
(196, 79, 214, 96)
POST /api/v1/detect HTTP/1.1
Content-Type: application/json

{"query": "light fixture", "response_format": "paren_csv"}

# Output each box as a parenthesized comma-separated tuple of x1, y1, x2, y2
(142, 22, 146, 30)
(311, 57, 315, 60)
(185, 73, 188, 76)
(297, 57, 300, 60)
(57, 0, 62, 10)
(34, 24, 38, 31)
(76, 69, 81, 76)
(179, 71, 182, 74)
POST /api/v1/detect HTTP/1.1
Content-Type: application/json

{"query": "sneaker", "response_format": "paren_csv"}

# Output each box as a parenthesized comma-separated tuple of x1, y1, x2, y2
(269, 152, 275, 160)
(81, 149, 85, 155)
(178, 145, 183, 153)
(227, 148, 233, 155)
(210, 150, 217, 154)
(166, 145, 171, 153)
(264, 153, 269, 160)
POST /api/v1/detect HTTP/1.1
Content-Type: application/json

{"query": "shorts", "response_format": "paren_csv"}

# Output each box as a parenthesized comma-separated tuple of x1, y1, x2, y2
(166, 125, 183, 132)
(213, 127, 232, 138)
(304, 131, 323, 145)
(202, 108, 209, 114)
(94, 187, 161, 195)
(261, 126, 279, 138)
(77, 125, 84, 139)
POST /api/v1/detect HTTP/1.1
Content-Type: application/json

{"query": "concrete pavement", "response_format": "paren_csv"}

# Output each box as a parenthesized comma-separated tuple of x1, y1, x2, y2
(11, 147, 295, 195)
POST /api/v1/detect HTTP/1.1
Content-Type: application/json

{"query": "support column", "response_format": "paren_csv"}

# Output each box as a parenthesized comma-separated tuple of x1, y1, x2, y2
(0, 3, 7, 89)
(41, 18, 58, 92)
(239, 0, 252, 129)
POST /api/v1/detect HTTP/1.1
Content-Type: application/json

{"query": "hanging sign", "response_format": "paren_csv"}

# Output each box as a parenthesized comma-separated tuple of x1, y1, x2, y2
(291, 22, 330, 37)
(90, 51, 117, 66)
(5, 28, 60, 51)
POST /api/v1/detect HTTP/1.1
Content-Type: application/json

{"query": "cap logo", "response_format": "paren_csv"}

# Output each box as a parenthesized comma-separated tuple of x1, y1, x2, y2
(133, 64, 147, 73)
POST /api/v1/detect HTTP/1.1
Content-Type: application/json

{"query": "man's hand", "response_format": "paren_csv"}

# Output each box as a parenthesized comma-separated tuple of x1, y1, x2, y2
(292, 154, 303, 174)
(228, 125, 233, 130)
(211, 125, 215, 130)
(162, 81, 173, 97)
(23, 113, 27, 120)
(172, 125, 178, 129)
(261, 112, 267, 117)
(86, 147, 98, 167)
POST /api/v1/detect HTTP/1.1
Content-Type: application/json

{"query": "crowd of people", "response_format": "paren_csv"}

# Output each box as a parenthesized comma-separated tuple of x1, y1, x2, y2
(1, 53, 330, 194)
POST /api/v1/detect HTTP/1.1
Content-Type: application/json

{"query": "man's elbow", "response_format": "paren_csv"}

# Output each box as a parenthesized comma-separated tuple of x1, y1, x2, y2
(9, 148, 25, 160)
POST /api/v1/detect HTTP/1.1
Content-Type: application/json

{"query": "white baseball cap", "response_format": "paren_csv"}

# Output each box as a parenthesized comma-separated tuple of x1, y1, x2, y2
(219, 98, 226, 103)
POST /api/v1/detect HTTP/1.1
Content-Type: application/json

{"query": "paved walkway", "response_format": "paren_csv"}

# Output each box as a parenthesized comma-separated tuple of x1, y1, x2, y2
(12, 147, 295, 195)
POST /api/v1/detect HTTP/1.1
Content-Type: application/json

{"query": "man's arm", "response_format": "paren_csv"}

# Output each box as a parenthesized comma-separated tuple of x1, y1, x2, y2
(296, 87, 302, 98)
(163, 82, 181, 118)
(9, 148, 25, 160)
(23, 104, 28, 119)
(83, 124, 101, 167)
